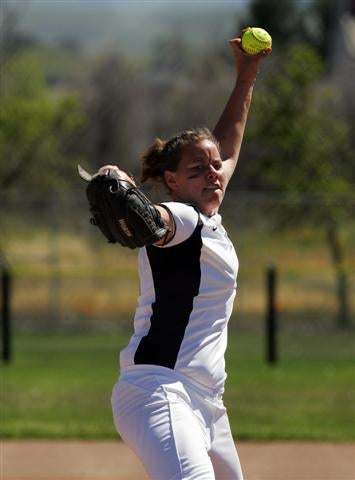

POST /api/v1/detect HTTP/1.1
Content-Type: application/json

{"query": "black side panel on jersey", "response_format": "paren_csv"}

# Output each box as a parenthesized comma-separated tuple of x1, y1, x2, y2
(134, 221, 203, 369)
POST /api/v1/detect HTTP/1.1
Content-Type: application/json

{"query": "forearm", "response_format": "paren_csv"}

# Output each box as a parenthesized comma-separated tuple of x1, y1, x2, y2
(213, 73, 257, 163)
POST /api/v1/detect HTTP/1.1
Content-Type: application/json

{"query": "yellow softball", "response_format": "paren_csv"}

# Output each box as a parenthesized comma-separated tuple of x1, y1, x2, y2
(241, 27, 272, 55)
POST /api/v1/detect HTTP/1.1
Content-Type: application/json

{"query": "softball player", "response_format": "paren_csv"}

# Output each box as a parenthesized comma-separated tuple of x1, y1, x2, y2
(110, 36, 271, 479)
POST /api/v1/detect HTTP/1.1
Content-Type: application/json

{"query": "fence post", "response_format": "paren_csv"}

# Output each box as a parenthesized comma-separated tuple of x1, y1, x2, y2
(1, 260, 12, 364)
(266, 265, 278, 365)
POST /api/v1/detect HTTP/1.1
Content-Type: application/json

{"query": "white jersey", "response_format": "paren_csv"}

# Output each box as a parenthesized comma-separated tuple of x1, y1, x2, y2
(119, 202, 239, 393)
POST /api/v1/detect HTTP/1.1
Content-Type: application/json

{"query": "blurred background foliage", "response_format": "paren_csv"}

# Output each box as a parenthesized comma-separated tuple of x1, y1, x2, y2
(3, 0, 354, 190)
(0, 0, 354, 331)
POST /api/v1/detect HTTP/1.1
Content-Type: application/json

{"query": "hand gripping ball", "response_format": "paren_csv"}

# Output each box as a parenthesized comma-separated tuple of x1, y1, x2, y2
(241, 27, 272, 55)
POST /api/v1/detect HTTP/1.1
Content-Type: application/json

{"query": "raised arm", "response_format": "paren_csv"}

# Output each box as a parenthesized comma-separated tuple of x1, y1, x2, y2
(213, 35, 271, 183)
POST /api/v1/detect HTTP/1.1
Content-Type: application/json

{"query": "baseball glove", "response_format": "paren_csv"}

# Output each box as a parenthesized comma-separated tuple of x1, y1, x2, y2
(78, 165, 169, 249)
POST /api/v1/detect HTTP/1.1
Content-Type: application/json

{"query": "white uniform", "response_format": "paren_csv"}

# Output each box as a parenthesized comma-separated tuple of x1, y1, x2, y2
(111, 202, 243, 480)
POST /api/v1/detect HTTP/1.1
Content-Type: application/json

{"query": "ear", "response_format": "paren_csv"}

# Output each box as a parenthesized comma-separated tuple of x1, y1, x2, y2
(164, 170, 178, 192)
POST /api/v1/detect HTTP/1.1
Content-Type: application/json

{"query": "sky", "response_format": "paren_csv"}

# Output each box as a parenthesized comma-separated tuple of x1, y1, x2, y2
(11, 0, 250, 53)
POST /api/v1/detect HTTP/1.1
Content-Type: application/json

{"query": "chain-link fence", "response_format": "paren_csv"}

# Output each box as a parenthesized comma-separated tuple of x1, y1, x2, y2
(1, 191, 354, 334)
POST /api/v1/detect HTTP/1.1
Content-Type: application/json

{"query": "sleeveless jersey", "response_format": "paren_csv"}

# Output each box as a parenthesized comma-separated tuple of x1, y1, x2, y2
(119, 202, 239, 393)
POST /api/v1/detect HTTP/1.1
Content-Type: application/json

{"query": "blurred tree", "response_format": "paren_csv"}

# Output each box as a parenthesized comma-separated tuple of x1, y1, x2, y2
(244, 44, 354, 328)
(239, 0, 305, 52)
(0, 52, 85, 196)
(79, 52, 146, 177)
(305, 0, 340, 61)
(0, 1, 39, 59)
(144, 35, 235, 146)
(171, 46, 235, 134)
(240, 0, 339, 61)
(145, 35, 192, 140)
(0, 2, 85, 197)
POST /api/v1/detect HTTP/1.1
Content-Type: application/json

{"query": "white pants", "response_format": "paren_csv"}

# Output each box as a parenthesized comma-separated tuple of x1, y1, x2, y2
(111, 366, 243, 480)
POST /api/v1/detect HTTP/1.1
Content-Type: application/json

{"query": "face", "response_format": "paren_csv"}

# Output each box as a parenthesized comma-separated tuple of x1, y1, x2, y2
(164, 139, 227, 216)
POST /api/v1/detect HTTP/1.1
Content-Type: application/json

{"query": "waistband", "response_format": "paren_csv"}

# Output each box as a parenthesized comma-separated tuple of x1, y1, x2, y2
(119, 364, 224, 400)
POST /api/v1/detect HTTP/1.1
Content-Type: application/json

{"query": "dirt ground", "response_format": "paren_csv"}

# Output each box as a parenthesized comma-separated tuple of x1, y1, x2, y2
(2, 440, 355, 480)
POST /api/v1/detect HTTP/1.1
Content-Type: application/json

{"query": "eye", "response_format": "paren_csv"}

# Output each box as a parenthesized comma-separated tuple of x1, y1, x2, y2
(187, 165, 204, 179)
(213, 161, 223, 171)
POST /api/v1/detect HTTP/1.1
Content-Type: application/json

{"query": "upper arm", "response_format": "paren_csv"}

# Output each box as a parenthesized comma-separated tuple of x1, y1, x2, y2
(222, 157, 238, 185)
(154, 203, 199, 247)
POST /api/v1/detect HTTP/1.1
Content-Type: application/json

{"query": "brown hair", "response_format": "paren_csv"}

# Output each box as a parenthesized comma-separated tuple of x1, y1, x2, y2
(141, 127, 219, 185)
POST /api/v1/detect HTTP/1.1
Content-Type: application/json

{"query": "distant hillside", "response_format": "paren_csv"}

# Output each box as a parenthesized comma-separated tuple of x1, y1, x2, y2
(14, 1, 247, 55)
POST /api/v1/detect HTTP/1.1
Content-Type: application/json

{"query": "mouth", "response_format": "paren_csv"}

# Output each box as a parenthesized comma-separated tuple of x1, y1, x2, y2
(204, 184, 222, 192)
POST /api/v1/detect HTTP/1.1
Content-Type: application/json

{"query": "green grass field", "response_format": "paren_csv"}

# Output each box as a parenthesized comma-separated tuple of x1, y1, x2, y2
(2, 330, 354, 441)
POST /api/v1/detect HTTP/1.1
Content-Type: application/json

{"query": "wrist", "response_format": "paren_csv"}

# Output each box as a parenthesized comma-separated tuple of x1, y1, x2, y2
(236, 74, 257, 88)
(237, 66, 259, 82)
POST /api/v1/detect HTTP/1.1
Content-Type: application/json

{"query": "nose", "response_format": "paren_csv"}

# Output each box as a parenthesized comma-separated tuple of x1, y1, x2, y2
(206, 166, 218, 180)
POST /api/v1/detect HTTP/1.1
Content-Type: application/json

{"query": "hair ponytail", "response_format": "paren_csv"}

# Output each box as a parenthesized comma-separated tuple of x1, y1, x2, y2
(140, 138, 167, 183)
